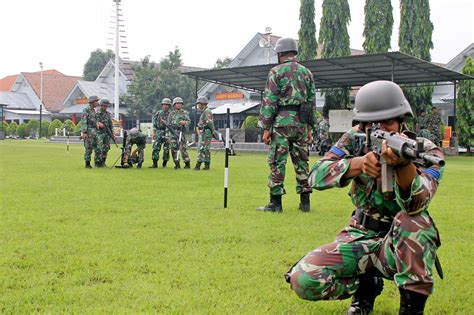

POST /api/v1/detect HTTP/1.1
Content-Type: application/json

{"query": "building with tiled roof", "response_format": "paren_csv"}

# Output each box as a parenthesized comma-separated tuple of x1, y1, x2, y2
(0, 75, 18, 92)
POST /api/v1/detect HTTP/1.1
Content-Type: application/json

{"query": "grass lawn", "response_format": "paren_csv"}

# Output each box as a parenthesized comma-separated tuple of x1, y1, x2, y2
(0, 140, 473, 314)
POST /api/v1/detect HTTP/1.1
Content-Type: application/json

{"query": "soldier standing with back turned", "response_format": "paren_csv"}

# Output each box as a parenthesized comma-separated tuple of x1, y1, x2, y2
(194, 96, 215, 170)
(257, 37, 316, 213)
(150, 98, 172, 168)
(81, 95, 99, 168)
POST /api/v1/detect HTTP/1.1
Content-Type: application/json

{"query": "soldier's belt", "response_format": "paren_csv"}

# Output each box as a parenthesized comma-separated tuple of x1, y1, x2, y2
(357, 212, 392, 235)
(278, 105, 301, 112)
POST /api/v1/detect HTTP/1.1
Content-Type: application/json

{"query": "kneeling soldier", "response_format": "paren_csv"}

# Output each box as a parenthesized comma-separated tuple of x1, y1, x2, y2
(122, 127, 146, 168)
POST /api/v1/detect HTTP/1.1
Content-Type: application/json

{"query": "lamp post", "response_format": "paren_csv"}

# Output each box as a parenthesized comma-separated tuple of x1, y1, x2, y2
(39, 62, 43, 138)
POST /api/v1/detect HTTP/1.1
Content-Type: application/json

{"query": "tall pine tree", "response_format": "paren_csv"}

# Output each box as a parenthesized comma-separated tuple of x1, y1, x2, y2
(363, 0, 393, 53)
(319, 0, 351, 117)
(456, 57, 473, 152)
(399, 0, 434, 123)
(298, 0, 317, 61)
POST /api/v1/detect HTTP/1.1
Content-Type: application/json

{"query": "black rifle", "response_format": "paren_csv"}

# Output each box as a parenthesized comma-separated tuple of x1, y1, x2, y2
(112, 131, 128, 168)
(103, 124, 118, 148)
(358, 128, 445, 193)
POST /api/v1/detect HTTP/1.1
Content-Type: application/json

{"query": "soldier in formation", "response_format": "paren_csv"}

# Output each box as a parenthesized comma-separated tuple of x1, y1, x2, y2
(81, 95, 99, 168)
(95, 98, 115, 167)
(194, 96, 215, 170)
(430, 106, 442, 146)
(285, 81, 445, 315)
(316, 115, 330, 156)
(122, 127, 146, 168)
(257, 37, 316, 213)
(150, 98, 172, 168)
(167, 97, 191, 169)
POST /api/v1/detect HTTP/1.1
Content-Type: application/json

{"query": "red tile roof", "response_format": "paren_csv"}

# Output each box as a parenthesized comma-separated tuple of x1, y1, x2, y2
(22, 71, 81, 112)
(0, 75, 18, 91)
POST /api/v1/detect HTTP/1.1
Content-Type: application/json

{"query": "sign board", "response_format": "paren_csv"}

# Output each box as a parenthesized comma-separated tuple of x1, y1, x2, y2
(329, 109, 354, 133)
(75, 97, 88, 105)
(112, 119, 122, 136)
(215, 92, 244, 100)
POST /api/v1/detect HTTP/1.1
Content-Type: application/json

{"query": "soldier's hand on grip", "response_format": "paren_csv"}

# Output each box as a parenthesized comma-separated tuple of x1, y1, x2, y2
(262, 130, 271, 145)
(361, 151, 381, 178)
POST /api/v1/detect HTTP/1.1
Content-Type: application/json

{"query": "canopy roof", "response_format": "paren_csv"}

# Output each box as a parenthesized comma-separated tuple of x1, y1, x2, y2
(184, 52, 472, 92)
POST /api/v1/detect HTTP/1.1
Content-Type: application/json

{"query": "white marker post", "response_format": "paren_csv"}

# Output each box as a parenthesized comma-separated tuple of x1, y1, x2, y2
(224, 108, 230, 208)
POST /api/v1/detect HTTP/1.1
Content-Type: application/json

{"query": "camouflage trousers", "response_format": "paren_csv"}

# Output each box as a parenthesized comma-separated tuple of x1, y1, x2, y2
(268, 126, 312, 195)
(197, 130, 212, 163)
(287, 210, 440, 299)
(123, 143, 145, 165)
(95, 132, 111, 165)
(168, 136, 190, 163)
(83, 128, 97, 162)
(151, 134, 170, 161)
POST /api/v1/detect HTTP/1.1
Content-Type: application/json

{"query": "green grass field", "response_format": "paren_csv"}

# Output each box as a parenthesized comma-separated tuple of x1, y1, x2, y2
(0, 140, 473, 314)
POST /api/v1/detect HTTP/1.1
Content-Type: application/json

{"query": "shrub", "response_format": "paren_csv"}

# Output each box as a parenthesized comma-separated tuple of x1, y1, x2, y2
(73, 123, 83, 136)
(16, 123, 28, 138)
(27, 119, 40, 137)
(48, 119, 63, 136)
(241, 116, 258, 129)
(40, 121, 50, 138)
(62, 119, 75, 133)
(9, 121, 18, 137)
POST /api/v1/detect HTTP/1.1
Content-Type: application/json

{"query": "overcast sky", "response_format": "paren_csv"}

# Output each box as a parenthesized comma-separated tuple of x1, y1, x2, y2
(0, 0, 472, 79)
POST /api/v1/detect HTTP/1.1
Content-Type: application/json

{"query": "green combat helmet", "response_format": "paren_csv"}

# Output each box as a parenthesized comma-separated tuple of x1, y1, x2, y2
(88, 95, 99, 103)
(161, 98, 172, 105)
(274, 37, 298, 54)
(99, 98, 110, 106)
(128, 127, 140, 138)
(352, 80, 413, 123)
(173, 97, 184, 105)
(195, 96, 208, 104)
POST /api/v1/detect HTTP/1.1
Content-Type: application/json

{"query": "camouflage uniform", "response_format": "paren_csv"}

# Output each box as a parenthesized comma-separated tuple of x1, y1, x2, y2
(167, 108, 190, 163)
(95, 109, 113, 166)
(287, 127, 445, 300)
(151, 109, 171, 162)
(123, 130, 146, 166)
(259, 55, 316, 195)
(81, 105, 98, 162)
(316, 117, 330, 154)
(197, 107, 215, 163)
(429, 109, 442, 146)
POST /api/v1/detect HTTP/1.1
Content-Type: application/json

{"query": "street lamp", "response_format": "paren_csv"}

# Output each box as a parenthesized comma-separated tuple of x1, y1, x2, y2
(39, 62, 43, 138)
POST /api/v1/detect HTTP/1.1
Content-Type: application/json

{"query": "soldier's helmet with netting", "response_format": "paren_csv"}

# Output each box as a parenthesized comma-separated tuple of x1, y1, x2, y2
(99, 98, 110, 106)
(274, 37, 298, 55)
(88, 95, 99, 103)
(161, 98, 172, 105)
(352, 80, 413, 123)
(173, 97, 184, 105)
(195, 96, 208, 104)
(129, 127, 140, 137)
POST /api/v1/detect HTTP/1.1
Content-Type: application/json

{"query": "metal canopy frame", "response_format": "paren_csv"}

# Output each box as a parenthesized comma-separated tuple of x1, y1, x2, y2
(184, 51, 472, 92)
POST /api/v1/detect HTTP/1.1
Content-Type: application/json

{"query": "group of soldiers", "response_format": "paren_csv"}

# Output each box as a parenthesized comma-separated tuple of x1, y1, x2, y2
(313, 115, 330, 155)
(258, 37, 444, 314)
(80, 95, 216, 170)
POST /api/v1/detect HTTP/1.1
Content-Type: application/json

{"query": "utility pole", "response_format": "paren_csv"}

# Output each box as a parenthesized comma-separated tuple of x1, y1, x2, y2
(113, 0, 121, 121)
(39, 62, 43, 138)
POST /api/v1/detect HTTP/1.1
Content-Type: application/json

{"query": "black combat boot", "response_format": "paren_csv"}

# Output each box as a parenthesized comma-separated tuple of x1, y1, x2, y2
(85, 161, 92, 169)
(347, 276, 384, 315)
(184, 161, 191, 169)
(298, 192, 311, 212)
(149, 160, 158, 168)
(398, 288, 428, 315)
(256, 194, 283, 212)
(162, 160, 168, 167)
(137, 162, 142, 169)
(174, 161, 181, 170)
(203, 162, 210, 170)
(194, 162, 202, 170)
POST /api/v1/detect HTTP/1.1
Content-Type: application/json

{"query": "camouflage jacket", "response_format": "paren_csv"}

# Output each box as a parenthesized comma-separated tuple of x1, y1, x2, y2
(197, 108, 215, 132)
(96, 110, 113, 135)
(152, 109, 171, 133)
(167, 109, 190, 129)
(81, 105, 97, 133)
(317, 119, 330, 139)
(259, 56, 315, 130)
(309, 127, 445, 224)
(127, 130, 146, 148)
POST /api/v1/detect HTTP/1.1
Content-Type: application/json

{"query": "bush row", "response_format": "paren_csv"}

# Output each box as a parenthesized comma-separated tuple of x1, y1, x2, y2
(3, 119, 82, 138)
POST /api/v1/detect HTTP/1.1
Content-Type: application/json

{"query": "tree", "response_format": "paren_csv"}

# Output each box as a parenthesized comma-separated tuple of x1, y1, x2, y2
(17, 123, 28, 138)
(61, 119, 75, 133)
(399, 0, 434, 122)
(319, 0, 351, 117)
(122, 56, 160, 123)
(83, 49, 115, 81)
(363, 0, 393, 53)
(214, 57, 232, 69)
(40, 121, 50, 138)
(48, 119, 63, 136)
(241, 116, 258, 129)
(157, 47, 196, 110)
(298, 0, 318, 61)
(26, 119, 39, 137)
(456, 56, 473, 151)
